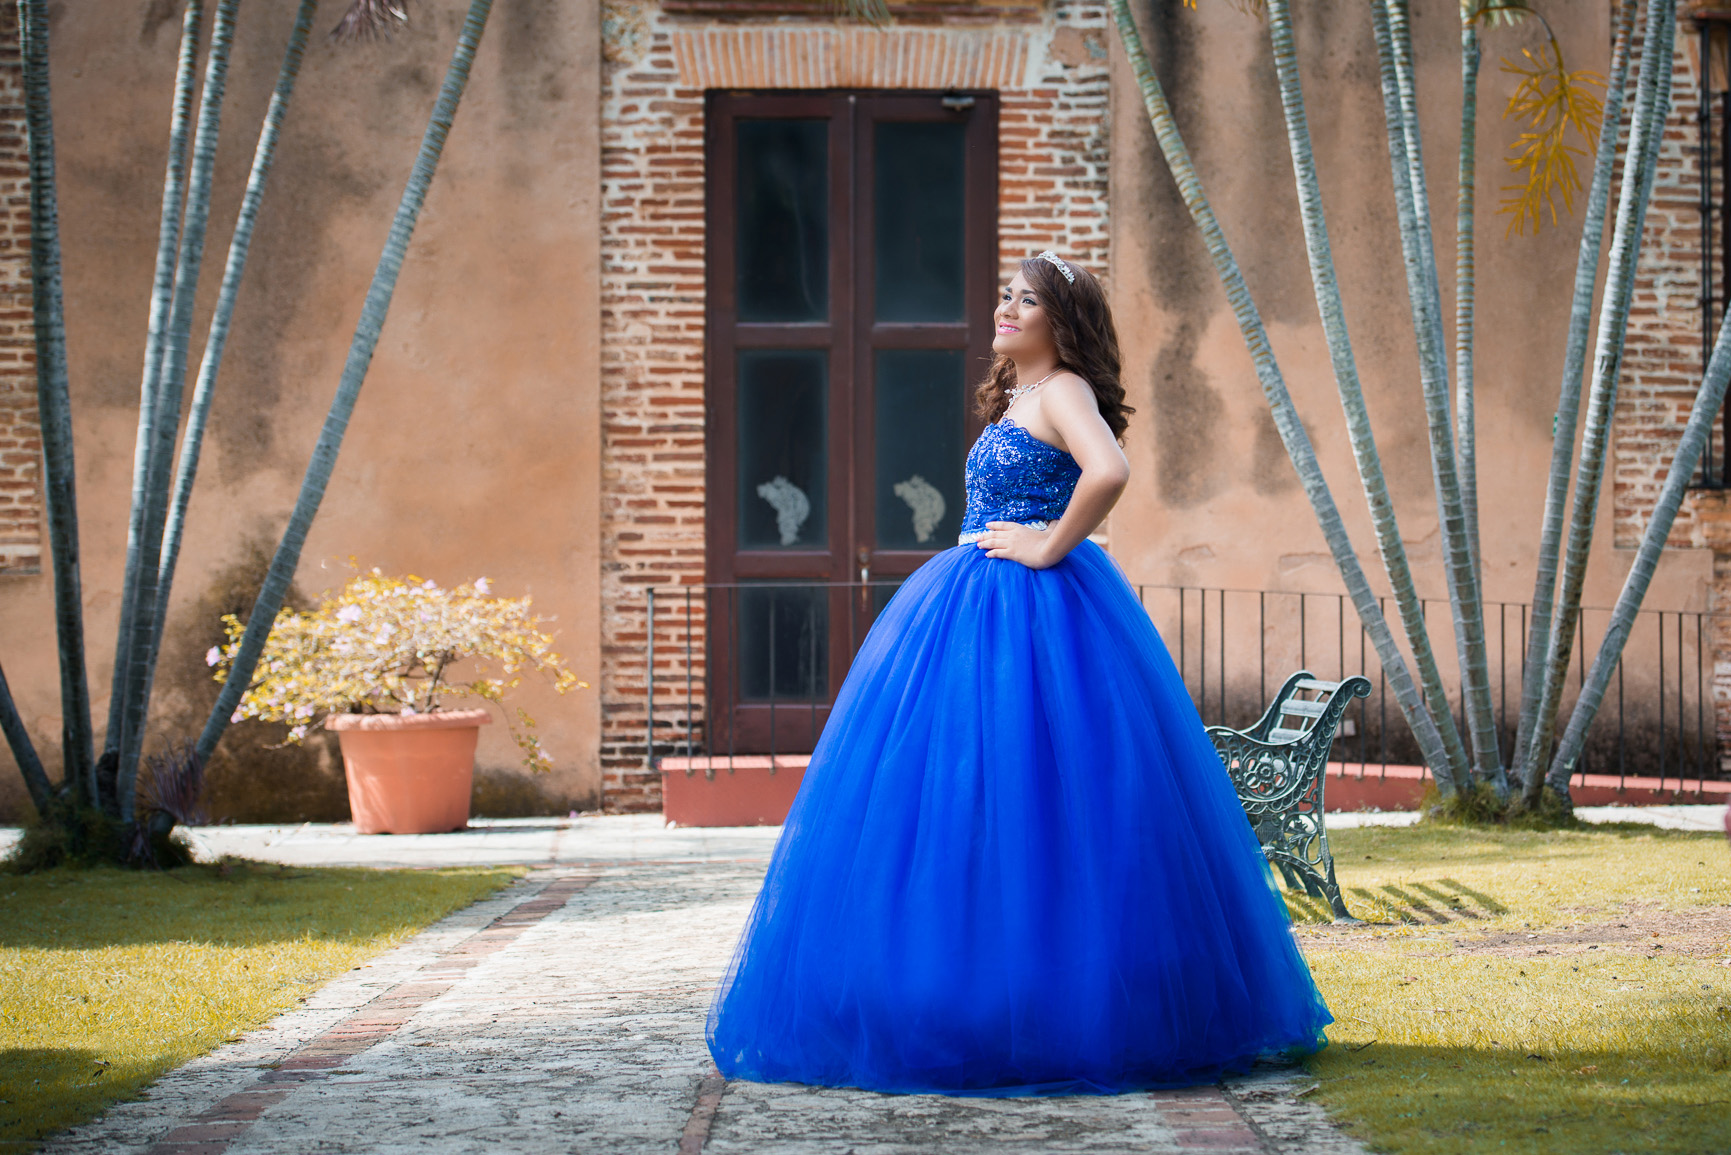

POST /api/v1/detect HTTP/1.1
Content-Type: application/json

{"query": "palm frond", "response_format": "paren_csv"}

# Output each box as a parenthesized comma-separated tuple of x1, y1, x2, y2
(1464, 0, 1533, 30)
(832, 0, 892, 27)
(137, 741, 208, 827)
(332, 0, 408, 42)
(1498, 40, 1607, 235)
(1181, 0, 1266, 12)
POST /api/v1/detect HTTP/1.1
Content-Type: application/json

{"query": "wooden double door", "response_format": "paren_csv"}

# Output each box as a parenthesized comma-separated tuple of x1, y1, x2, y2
(704, 90, 999, 752)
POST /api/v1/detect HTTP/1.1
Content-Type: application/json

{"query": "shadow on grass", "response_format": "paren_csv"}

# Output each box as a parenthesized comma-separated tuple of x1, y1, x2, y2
(0, 861, 518, 950)
(1430, 877, 1509, 915)
(0, 1047, 114, 1145)
(1311, 1037, 1731, 1155)
(1283, 877, 1516, 927)
(1282, 892, 1336, 924)
(1274, 870, 1527, 928)
(0, 856, 769, 952)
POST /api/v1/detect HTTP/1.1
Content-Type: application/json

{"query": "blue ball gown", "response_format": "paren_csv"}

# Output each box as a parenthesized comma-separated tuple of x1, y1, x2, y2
(707, 417, 1333, 1096)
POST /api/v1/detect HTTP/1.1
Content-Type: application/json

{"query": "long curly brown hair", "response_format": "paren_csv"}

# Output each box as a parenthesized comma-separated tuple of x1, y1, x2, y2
(975, 255, 1132, 440)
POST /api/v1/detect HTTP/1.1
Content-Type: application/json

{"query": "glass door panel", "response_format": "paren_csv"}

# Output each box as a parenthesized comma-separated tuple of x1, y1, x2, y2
(874, 349, 964, 549)
(737, 119, 830, 323)
(874, 121, 966, 323)
(738, 350, 828, 550)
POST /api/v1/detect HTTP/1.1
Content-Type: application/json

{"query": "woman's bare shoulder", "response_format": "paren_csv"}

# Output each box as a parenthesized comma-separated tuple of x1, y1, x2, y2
(1042, 371, 1094, 410)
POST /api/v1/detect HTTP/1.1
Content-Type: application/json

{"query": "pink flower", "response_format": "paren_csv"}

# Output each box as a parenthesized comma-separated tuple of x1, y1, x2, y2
(206, 646, 222, 667)
(475, 577, 492, 595)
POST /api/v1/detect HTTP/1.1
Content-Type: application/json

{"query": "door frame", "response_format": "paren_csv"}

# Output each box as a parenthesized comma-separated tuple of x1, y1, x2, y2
(703, 88, 999, 753)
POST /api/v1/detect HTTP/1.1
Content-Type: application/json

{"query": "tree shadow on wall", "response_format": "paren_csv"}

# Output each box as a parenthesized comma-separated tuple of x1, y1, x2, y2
(148, 538, 348, 824)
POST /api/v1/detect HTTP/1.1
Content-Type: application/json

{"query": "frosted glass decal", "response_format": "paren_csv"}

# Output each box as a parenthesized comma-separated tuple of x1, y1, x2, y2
(756, 476, 812, 546)
(893, 475, 946, 544)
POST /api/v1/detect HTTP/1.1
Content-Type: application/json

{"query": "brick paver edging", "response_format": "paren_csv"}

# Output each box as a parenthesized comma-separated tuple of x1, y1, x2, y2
(141, 874, 596, 1155)
(678, 1066, 727, 1154)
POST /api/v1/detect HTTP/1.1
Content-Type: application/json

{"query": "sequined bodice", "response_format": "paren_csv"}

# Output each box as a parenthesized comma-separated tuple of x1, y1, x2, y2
(957, 419, 1082, 540)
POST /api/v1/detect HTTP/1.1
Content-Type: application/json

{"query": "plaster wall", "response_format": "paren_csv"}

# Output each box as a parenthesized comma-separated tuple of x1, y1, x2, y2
(1107, 1, 1711, 677)
(0, 0, 604, 821)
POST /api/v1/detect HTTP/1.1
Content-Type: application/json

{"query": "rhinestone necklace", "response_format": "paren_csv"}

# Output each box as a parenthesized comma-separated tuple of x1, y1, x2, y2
(1004, 367, 1063, 406)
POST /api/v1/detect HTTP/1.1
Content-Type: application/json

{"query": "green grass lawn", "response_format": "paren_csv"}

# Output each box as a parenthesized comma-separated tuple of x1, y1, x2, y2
(0, 860, 522, 1149)
(1293, 823, 1731, 1155)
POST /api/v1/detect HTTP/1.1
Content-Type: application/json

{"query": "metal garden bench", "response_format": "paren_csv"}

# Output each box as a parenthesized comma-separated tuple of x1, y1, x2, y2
(1205, 670, 1372, 924)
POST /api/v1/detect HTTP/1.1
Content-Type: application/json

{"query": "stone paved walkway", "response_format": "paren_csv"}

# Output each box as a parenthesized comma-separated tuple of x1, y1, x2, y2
(37, 818, 1372, 1155)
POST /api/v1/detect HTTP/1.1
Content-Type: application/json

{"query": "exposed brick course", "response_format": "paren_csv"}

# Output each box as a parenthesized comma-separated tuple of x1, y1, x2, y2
(598, 0, 1110, 809)
(661, 0, 1043, 23)
(1617, 14, 1720, 552)
(0, 5, 39, 578)
(1621, 9, 1731, 767)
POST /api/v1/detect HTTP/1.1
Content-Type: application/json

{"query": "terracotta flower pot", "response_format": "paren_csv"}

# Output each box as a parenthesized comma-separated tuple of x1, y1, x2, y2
(325, 709, 492, 834)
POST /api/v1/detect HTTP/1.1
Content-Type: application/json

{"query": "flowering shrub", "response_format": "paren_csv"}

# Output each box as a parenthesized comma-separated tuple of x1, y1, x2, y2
(210, 569, 586, 772)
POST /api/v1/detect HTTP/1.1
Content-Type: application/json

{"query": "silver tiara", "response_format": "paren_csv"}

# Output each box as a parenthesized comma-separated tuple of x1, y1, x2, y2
(1036, 250, 1075, 284)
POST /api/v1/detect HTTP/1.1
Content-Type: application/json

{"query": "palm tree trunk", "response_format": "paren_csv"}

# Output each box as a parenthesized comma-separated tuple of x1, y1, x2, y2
(1264, 0, 1473, 787)
(1510, 0, 1638, 786)
(1523, 0, 1675, 803)
(1108, 0, 1462, 791)
(0, 659, 52, 813)
(1455, 19, 1481, 589)
(16, 0, 95, 803)
(106, 0, 203, 772)
(113, 0, 242, 821)
(1549, 301, 1731, 787)
(1374, 0, 1506, 792)
(149, 0, 320, 749)
(199, 0, 496, 762)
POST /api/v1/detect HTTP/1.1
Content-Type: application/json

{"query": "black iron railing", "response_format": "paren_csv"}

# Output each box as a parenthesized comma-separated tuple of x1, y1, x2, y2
(644, 580, 904, 768)
(1137, 587, 1721, 793)
(644, 582, 1724, 793)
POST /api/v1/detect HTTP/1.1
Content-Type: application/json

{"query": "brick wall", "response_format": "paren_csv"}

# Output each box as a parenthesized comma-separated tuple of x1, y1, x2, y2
(1619, 9, 1731, 769)
(597, 0, 1110, 809)
(0, 5, 39, 578)
(1616, 13, 1721, 553)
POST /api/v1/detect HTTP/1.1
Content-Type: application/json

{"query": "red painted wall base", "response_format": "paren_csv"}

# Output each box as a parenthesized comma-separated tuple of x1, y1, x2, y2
(1326, 761, 1731, 811)
(659, 755, 1731, 827)
(661, 756, 808, 827)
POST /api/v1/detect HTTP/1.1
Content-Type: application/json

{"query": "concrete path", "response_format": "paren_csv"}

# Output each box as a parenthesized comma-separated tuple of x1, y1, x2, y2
(183, 814, 785, 869)
(1323, 803, 1730, 832)
(36, 819, 1369, 1155)
(1573, 802, 1731, 832)
(5, 802, 1721, 869)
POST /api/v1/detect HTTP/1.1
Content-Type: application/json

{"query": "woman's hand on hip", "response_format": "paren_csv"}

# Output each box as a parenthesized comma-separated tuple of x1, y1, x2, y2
(976, 522, 1058, 570)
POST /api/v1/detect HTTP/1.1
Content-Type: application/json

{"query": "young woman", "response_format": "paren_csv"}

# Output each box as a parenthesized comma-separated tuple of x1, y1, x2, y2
(707, 252, 1332, 1096)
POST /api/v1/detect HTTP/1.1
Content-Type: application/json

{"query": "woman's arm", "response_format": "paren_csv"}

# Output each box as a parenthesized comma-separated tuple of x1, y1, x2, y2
(977, 374, 1129, 570)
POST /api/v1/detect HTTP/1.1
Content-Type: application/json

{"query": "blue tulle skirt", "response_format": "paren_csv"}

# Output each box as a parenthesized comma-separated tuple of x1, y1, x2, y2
(706, 540, 1332, 1096)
